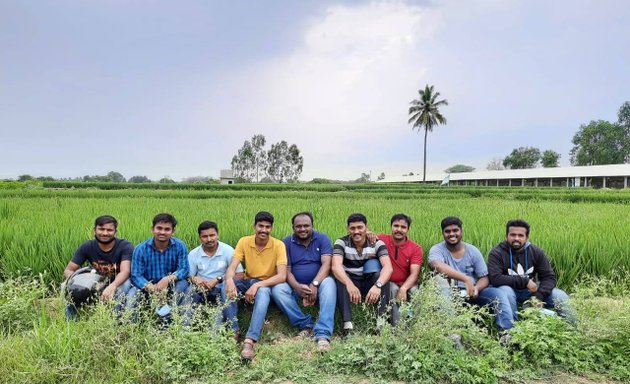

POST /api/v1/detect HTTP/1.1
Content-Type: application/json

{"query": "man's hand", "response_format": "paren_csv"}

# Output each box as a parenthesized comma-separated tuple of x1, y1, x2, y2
(226, 279, 238, 299)
(526, 279, 538, 293)
(464, 278, 476, 298)
(100, 283, 117, 301)
(396, 287, 408, 302)
(366, 231, 378, 244)
(295, 284, 312, 298)
(347, 282, 361, 304)
(302, 284, 317, 307)
(155, 276, 172, 292)
(245, 283, 259, 303)
(472, 285, 479, 299)
(365, 285, 381, 304)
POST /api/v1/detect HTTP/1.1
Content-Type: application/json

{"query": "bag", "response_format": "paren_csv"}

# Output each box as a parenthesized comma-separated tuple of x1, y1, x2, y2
(65, 267, 107, 306)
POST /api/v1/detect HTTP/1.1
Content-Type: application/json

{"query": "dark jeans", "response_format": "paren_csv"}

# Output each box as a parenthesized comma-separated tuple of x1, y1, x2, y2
(336, 273, 391, 322)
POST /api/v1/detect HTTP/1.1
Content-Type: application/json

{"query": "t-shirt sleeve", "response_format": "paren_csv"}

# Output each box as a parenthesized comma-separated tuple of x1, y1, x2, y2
(70, 242, 90, 266)
(188, 250, 198, 277)
(225, 245, 244, 273)
(319, 233, 333, 256)
(275, 240, 287, 266)
(428, 244, 446, 264)
(233, 238, 246, 262)
(375, 240, 389, 258)
(469, 245, 488, 278)
(120, 241, 134, 262)
(411, 244, 423, 265)
(332, 239, 345, 257)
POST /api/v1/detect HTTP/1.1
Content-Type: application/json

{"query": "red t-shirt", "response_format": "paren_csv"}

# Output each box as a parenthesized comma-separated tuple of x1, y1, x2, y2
(378, 234, 423, 286)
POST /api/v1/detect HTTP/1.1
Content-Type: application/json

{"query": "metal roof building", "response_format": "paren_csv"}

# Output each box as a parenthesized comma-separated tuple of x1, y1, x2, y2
(377, 164, 630, 188)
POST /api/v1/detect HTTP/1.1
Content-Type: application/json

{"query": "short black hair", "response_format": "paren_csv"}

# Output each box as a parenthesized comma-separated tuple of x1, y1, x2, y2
(506, 219, 530, 236)
(198, 220, 218, 235)
(347, 213, 367, 226)
(440, 216, 462, 231)
(94, 215, 118, 229)
(255, 211, 274, 225)
(291, 211, 314, 226)
(390, 213, 412, 227)
(153, 213, 177, 228)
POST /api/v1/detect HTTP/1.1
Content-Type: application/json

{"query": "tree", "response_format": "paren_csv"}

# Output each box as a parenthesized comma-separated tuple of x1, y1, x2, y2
(128, 175, 151, 183)
(444, 164, 475, 173)
(377, 172, 386, 181)
(617, 101, 630, 162)
(231, 134, 268, 182)
(159, 177, 176, 183)
(107, 171, 126, 183)
(541, 150, 560, 168)
(266, 141, 304, 183)
(18, 174, 34, 181)
(408, 84, 448, 182)
(486, 157, 505, 171)
(355, 173, 371, 183)
(570, 120, 628, 165)
(503, 147, 541, 169)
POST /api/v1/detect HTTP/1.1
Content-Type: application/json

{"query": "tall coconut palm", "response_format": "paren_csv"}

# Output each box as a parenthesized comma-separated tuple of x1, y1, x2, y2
(408, 84, 448, 182)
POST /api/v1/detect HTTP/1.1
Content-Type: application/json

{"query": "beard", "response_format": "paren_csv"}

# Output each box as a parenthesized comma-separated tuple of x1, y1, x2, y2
(95, 235, 115, 245)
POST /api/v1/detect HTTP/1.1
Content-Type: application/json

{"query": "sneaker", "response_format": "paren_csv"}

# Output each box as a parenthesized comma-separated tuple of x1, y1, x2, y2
(317, 338, 331, 352)
(499, 332, 512, 347)
(342, 328, 353, 338)
(297, 328, 314, 339)
(240, 339, 256, 361)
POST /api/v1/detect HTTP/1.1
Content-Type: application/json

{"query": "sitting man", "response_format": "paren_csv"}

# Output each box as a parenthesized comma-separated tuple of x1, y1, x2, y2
(224, 211, 287, 361)
(62, 215, 133, 319)
(429, 216, 512, 333)
(332, 213, 393, 336)
(487, 219, 575, 329)
(271, 212, 336, 351)
(127, 213, 190, 324)
(187, 220, 244, 328)
(377, 213, 423, 326)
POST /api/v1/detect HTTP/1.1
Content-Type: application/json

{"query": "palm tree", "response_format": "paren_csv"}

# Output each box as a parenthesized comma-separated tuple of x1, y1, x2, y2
(408, 84, 448, 182)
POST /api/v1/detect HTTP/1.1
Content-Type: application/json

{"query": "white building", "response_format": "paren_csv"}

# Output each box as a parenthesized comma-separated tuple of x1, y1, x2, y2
(220, 169, 235, 185)
(378, 164, 630, 188)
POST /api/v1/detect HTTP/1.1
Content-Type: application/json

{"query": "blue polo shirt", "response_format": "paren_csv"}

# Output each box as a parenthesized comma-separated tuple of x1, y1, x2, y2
(188, 241, 244, 280)
(283, 231, 333, 284)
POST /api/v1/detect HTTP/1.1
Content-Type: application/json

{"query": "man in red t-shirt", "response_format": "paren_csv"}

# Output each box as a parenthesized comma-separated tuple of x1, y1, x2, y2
(377, 213, 423, 326)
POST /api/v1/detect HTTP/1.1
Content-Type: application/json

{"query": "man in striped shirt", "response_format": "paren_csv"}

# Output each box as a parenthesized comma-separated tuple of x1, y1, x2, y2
(332, 213, 393, 335)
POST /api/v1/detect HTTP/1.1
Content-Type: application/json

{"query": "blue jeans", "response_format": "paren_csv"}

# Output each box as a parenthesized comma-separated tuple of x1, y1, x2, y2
(271, 277, 337, 341)
(223, 278, 273, 342)
(388, 283, 418, 326)
(185, 283, 230, 328)
(435, 276, 513, 331)
(495, 285, 576, 329)
(64, 278, 132, 320)
(125, 279, 190, 324)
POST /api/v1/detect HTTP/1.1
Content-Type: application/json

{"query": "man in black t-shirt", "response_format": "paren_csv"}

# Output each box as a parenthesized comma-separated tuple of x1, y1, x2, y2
(62, 215, 134, 319)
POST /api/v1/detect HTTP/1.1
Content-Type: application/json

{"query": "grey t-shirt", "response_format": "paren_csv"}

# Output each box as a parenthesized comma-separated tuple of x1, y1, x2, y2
(428, 241, 488, 288)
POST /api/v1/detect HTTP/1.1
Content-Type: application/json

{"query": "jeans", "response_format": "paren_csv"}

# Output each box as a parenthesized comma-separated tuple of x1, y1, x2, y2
(125, 279, 190, 324)
(434, 276, 513, 331)
(64, 278, 132, 320)
(185, 283, 231, 328)
(388, 283, 418, 326)
(336, 273, 391, 323)
(271, 276, 337, 340)
(494, 285, 576, 329)
(223, 278, 273, 341)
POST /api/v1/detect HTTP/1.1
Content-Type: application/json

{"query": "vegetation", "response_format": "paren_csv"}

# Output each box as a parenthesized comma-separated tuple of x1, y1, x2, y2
(445, 164, 476, 173)
(231, 134, 304, 183)
(0, 184, 628, 383)
(408, 84, 448, 182)
(541, 150, 561, 168)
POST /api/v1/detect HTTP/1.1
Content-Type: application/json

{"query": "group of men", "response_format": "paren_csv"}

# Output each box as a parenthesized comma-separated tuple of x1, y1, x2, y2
(63, 211, 573, 360)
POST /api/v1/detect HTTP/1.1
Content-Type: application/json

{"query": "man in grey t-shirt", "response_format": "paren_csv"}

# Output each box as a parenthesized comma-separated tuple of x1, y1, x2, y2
(428, 216, 512, 332)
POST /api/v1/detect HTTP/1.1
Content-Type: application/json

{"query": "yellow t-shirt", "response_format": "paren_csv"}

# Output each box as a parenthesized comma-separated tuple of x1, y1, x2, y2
(233, 235, 287, 280)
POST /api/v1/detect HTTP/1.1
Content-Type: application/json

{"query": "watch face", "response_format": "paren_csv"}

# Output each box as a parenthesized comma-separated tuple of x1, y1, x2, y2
(376, 282, 383, 288)
(312, 280, 319, 287)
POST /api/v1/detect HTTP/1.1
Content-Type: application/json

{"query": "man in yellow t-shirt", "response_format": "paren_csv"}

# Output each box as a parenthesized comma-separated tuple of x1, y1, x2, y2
(225, 211, 287, 361)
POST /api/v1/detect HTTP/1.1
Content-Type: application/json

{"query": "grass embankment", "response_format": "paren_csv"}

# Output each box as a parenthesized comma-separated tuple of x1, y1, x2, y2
(0, 275, 628, 384)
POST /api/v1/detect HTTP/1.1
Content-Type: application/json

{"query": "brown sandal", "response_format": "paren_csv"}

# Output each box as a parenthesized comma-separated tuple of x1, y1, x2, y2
(240, 339, 256, 361)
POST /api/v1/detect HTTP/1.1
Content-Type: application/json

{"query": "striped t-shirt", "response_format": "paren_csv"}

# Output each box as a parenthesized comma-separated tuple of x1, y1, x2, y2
(333, 235, 389, 277)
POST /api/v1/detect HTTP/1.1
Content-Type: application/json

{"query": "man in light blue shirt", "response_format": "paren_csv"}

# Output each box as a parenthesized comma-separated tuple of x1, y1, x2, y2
(187, 220, 244, 330)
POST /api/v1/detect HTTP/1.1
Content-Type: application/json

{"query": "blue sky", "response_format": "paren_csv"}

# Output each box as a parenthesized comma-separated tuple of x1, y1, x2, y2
(1, 0, 629, 181)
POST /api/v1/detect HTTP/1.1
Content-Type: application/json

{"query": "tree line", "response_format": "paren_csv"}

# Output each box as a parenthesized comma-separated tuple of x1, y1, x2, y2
(230, 134, 304, 183)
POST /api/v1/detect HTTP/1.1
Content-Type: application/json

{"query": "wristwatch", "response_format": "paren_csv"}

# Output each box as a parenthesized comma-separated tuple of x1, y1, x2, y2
(375, 281, 384, 289)
(312, 280, 320, 287)
(216, 275, 224, 283)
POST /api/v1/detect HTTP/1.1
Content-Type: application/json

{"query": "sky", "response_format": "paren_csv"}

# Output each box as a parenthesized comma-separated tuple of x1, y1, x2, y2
(1, 0, 629, 181)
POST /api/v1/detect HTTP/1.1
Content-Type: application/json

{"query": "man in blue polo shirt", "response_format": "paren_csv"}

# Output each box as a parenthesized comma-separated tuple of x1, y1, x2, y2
(271, 212, 336, 351)
(187, 220, 244, 329)
(126, 212, 190, 324)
